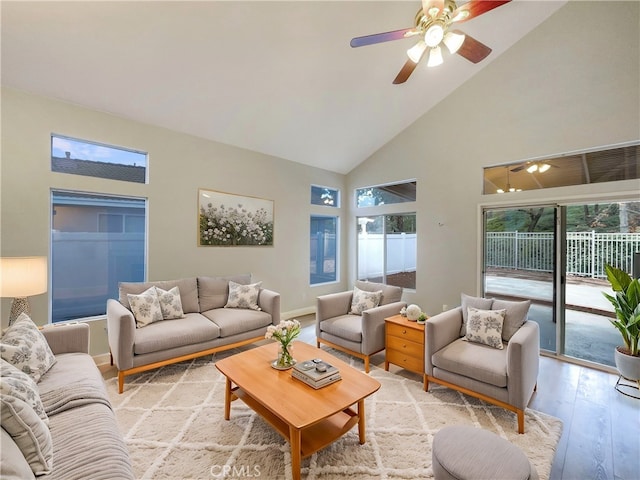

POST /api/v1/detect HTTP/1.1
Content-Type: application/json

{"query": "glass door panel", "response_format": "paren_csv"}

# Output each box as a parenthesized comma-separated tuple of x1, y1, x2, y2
(483, 207, 557, 352)
(563, 201, 640, 367)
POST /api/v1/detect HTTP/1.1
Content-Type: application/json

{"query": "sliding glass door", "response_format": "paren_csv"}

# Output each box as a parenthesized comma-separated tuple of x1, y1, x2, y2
(483, 200, 640, 368)
(483, 207, 557, 352)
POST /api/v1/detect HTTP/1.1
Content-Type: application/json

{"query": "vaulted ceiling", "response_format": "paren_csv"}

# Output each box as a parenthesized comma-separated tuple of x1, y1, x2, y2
(1, 1, 566, 174)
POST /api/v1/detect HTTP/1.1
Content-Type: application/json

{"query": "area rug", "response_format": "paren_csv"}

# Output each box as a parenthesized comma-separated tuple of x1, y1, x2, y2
(105, 351, 562, 480)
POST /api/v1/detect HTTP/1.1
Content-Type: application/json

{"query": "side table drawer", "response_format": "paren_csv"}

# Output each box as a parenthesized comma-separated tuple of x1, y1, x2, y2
(386, 349, 424, 373)
(386, 335, 423, 358)
(387, 322, 424, 344)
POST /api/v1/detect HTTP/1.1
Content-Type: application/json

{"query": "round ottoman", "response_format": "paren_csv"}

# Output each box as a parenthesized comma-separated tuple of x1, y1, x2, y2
(432, 426, 539, 480)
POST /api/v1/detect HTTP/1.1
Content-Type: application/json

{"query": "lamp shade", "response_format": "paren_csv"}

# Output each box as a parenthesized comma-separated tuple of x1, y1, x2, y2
(0, 256, 48, 297)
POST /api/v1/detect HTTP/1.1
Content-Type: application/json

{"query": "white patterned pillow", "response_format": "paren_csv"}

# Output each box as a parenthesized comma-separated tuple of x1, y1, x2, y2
(155, 286, 185, 320)
(1, 393, 53, 475)
(349, 286, 383, 315)
(0, 313, 56, 383)
(1, 358, 48, 424)
(224, 281, 262, 310)
(127, 287, 163, 327)
(464, 307, 506, 350)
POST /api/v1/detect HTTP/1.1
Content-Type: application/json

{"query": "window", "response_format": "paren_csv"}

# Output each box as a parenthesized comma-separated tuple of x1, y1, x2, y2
(311, 185, 339, 207)
(51, 190, 146, 322)
(51, 134, 147, 184)
(357, 213, 416, 289)
(356, 181, 416, 207)
(483, 142, 639, 194)
(310, 216, 338, 285)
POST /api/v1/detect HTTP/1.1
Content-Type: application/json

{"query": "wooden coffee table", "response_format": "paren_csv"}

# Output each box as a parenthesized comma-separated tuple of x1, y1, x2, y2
(215, 341, 381, 480)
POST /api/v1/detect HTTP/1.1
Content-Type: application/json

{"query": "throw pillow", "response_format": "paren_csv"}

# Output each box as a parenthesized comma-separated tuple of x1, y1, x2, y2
(224, 281, 262, 310)
(0, 393, 53, 475)
(349, 286, 383, 315)
(0, 313, 56, 383)
(460, 293, 494, 337)
(492, 299, 531, 342)
(463, 307, 506, 350)
(127, 287, 163, 328)
(155, 286, 185, 320)
(1, 359, 48, 424)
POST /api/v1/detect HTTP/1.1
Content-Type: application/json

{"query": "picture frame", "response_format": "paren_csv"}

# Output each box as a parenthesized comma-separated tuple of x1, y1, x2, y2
(198, 189, 274, 246)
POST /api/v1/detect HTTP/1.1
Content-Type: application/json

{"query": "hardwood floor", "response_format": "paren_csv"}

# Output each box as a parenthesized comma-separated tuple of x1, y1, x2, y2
(297, 315, 639, 480)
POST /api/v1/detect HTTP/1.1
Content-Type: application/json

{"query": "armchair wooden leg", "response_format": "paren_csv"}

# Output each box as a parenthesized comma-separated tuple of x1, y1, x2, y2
(424, 374, 429, 391)
(517, 409, 525, 434)
(118, 372, 125, 394)
(110, 350, 113, 366)
(364, 356, 370, 373)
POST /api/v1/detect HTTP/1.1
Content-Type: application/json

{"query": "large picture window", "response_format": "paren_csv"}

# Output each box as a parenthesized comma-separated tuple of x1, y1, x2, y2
(51, 190, 146, 322)
(310, 216, 338, 285)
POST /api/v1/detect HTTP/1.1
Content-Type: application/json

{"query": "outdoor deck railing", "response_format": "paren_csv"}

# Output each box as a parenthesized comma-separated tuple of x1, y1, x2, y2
(485, 231, 640, 278)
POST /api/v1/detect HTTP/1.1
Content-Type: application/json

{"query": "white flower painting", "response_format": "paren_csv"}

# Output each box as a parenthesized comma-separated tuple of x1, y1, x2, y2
(198, 189, 274, 246)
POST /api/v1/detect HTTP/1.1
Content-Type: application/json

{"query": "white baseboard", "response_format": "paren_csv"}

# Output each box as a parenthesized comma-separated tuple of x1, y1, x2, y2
(281, 306, 315, 320)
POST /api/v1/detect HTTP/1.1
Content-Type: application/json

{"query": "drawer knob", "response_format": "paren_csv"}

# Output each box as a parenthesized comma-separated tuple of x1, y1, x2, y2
(402, 329, 407, 334)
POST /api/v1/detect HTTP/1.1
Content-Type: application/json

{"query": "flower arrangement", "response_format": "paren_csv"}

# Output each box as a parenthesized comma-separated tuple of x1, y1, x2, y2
(265, 319, 301, 367)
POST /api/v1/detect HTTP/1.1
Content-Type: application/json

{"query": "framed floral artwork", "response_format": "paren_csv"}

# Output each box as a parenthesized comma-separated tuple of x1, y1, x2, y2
(198, 189, 274, 246)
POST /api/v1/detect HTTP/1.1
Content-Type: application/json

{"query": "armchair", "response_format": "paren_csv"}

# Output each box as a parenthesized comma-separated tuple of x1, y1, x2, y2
(424, 296, 539, 434)
(316, 280, 406, 372)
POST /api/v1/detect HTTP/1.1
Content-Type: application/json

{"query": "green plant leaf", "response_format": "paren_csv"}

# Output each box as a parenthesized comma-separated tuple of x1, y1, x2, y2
(605, 264, 631, 292)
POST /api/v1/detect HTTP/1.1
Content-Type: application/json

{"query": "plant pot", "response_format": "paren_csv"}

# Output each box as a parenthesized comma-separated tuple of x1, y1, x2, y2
(614, 347, 640, 382)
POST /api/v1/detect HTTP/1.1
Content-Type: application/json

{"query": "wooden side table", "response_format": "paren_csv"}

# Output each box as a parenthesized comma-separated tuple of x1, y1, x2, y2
(384, 314, 425, 380)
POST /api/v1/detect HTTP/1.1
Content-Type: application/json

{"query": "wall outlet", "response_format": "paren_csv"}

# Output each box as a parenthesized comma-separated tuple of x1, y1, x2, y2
(442, 304, 448, 312)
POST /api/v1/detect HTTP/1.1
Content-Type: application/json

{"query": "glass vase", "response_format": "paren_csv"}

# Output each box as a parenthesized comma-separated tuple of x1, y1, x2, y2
(276, 343, 295, 369)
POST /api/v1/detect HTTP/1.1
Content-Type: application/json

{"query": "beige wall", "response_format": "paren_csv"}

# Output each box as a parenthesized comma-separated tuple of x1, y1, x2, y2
(347, 1, 640, 313)
(1, 88, 346, 354)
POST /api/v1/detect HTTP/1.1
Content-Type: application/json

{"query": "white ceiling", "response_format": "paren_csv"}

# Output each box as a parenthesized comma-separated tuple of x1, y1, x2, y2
(1, 1, 566, 174)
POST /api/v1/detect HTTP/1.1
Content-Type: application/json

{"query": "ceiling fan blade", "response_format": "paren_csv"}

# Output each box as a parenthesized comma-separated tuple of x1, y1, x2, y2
(392, 59, 419, 85)
(510, 165, 527, 172)
(350, 28, 418, 48)
(455, 32, 492, 63)
(451, 0, 511, 23)
(422, 0, 444, 17)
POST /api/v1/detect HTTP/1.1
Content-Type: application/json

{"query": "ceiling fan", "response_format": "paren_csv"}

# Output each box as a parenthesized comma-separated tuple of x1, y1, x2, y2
(350, 0, 511, 84)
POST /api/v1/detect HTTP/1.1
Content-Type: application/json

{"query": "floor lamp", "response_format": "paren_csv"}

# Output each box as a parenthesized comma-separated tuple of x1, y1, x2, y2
(0, 256, 48, 325)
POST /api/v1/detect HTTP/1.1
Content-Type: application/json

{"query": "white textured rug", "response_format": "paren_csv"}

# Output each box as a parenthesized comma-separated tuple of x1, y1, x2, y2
(105, 351, 562, 480)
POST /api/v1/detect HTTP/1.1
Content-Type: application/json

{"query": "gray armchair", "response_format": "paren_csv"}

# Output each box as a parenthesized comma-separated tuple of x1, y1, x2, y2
(424, 297, 540, 434)
(316, 280, 406, 372)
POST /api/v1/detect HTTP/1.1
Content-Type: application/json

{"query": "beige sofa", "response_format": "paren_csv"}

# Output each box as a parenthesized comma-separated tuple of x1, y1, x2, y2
(107, 274, 280, 393)
(1, 322, 133, 480)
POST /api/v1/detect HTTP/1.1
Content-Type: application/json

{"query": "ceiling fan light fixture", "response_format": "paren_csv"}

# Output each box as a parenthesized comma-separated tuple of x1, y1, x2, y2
(526, 164, 538, 173)
(427, 45, 443, 67)
(497, 188, 505, 194)
(424, 23, 444, 47)
(443, 31, 465, 54)
(407, 40, 427, 63)
(538, 163, 551, 173)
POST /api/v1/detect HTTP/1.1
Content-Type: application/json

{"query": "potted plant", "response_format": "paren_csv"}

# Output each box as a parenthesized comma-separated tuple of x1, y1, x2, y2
(602, 264, 640, 391)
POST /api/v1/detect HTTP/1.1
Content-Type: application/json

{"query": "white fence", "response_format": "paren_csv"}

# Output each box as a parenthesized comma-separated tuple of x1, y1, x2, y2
(357, 233, 417, 279)
(486, 231, 640, 278)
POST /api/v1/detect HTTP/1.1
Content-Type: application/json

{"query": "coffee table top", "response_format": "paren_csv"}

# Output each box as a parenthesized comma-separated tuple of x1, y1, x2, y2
(216, 341, 381, 429)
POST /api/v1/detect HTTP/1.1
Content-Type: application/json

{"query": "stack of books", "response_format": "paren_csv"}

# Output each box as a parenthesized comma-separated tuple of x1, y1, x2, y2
(292, 359, 341, 389)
